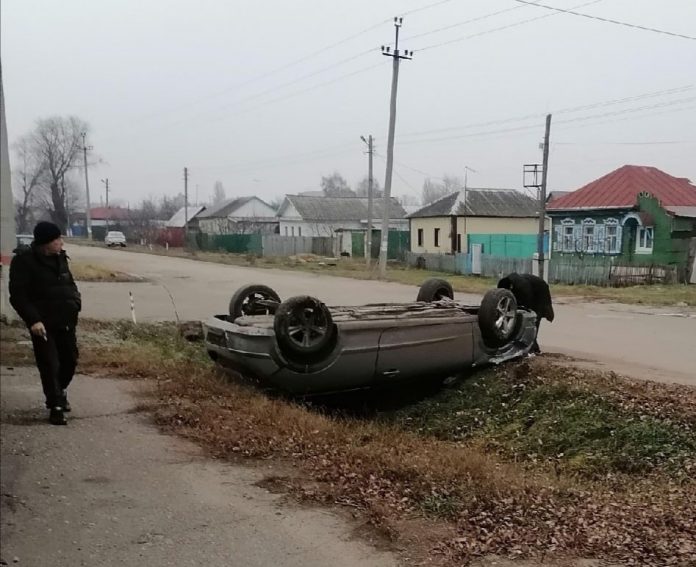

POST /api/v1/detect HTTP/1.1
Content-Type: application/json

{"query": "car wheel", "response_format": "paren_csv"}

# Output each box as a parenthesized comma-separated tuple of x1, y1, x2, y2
(274, 296, 336, 358)
(417, 278, 454, 302)
(229, 284, 281, 320)
(478, 288, 518, 347)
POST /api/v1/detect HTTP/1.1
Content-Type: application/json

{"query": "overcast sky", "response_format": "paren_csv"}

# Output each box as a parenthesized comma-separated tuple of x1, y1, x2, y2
(2, 0, 695, 208)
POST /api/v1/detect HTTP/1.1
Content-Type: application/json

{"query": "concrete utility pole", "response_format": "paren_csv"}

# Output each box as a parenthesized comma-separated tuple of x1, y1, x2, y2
(1, 62, 17, 321)
(101, 178, 111, 230)
(184, 167, 189, 245)
(378, 17, 413, 279)
(537, 114, 552, 279)
(81, 132, 93, 239)
(360, 135, 374, 267)
(101, 178, 110, 208)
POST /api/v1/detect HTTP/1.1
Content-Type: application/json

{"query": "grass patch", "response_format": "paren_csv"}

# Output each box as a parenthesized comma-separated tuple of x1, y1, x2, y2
(66, 240, 696, 307)
(70, 261, 144, 282)
(383, 361, 696, 479)
(4, 319, 694, 565)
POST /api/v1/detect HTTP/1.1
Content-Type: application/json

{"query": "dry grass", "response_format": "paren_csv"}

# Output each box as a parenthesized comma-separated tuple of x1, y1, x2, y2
(65, 240, 696, 307)
(3, 319, 693, 565)
(70, 261, 144, 282)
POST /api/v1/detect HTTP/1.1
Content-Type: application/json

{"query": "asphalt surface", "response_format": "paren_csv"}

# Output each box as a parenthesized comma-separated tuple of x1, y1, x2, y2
(0, 367, 398, 567)
(69, 244, 696, 386)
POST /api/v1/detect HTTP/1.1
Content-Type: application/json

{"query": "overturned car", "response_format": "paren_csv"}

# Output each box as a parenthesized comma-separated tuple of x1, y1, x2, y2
(203, 279, 538, 395)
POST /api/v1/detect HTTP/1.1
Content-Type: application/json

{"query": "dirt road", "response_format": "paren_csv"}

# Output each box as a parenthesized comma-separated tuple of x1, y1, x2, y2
(0, 367, 398, 567)
(69, 245, 696, 386)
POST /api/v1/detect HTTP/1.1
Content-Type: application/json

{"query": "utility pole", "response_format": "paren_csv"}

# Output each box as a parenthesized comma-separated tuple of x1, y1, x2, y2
(537, 114, 552, 279)
(184, 167, 189, 245)
(360, 135, 374, 267)
(101, 178, 110, 208)
(81, 132, 93, 239)
(101, 178, 110, 230)
(378, 17, 413, 279)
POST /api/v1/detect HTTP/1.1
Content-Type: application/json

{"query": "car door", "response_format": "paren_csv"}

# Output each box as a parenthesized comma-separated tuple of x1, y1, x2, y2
(375, 317, 474, 383)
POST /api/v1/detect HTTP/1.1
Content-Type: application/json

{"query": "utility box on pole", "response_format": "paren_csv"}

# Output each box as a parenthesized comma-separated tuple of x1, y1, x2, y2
(0, 63, 17, 321)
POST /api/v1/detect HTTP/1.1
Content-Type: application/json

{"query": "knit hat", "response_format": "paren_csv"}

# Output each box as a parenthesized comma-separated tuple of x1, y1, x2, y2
(33, 221, 62, 246)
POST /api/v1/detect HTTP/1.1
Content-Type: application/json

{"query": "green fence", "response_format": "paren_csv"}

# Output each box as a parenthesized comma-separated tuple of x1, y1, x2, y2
(351, 230, 410, 260)
(194, 233, 263, 255)
(467, 233, 544, 258)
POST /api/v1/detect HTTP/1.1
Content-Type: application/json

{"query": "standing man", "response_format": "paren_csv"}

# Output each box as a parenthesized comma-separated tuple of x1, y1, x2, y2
(9, 221, 81, 425)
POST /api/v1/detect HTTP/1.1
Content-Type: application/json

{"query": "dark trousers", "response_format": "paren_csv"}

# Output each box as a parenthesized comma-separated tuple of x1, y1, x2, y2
(30, 327, 78, 409)
(532, 317, 542, 354)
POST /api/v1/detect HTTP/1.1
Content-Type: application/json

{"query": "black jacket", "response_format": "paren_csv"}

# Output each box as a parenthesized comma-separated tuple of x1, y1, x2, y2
(497, 273, 555, 322)
(9, 245, 81, 330)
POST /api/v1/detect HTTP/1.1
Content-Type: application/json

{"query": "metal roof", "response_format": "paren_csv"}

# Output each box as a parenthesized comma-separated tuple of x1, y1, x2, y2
(548, 165, 696, 211)
(408, 188, 538, 218)
(196, 197, 267, 219)
(166, 205, 206, 227)
(282, 195, 407, 221)
(665, 206, 696, 218)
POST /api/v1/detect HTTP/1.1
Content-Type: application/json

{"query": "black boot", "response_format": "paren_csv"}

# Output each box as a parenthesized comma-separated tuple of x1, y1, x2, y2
(49, 407, 67, 426)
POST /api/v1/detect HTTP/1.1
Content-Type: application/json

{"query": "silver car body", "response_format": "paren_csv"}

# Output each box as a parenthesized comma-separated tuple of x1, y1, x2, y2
(203, 301, 537, 395)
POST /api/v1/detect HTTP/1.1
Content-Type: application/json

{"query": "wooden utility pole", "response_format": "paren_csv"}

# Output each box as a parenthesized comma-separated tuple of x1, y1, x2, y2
(81, 132, 93, 239)
(184, 167, 189, 245)
(537, 114, 552, 279)
(361, 135, 374, 266)
(378, 17, 413, 279)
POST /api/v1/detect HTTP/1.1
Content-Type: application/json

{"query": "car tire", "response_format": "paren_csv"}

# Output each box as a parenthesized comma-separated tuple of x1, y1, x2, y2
(417, 278, 454, 302)
(478, 288, 518, 348)
(229, 284, 281, 320)
(273, 296, 337, 359)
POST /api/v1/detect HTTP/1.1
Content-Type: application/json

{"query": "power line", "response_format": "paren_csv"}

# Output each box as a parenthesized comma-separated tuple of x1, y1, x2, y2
(375, 152, 422, 197)
(135, 0, 458, 124)
(513, 0, 696, 40)
(397, 84, 694, 140)
(415, 0, 603, 51)
(555, 140, 696, 146)
(400, 5, 526, 43)
(397, 95, 696, 145)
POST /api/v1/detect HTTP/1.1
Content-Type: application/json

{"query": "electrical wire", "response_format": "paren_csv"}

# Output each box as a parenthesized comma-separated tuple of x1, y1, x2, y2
(397, 85, 695, 139)
(513, 0, 696, 40)
(415, 0, 603, 51)
(397, 96, 696, 145)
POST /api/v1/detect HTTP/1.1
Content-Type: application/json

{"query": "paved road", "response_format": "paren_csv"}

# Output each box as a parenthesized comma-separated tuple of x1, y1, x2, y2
(0, 367, 398, 567)
(69, 245, 696, 386)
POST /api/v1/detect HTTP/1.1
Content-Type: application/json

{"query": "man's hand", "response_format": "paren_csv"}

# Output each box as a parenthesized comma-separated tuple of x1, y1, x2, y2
(30, 322, 47, 340)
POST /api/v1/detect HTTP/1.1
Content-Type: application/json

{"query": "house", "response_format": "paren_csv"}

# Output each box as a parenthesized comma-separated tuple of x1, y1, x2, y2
(191, 197, 278, 235)
(547, 165, 696, 280)
(276, 195, 408, 239)
(408, 188, 547, 257)
(160, 205, 206, 247)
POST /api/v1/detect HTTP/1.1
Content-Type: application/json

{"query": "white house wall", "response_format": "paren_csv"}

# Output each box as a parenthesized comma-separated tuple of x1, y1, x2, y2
(411, 216, 549, 254)
(279, 220, 363, 237)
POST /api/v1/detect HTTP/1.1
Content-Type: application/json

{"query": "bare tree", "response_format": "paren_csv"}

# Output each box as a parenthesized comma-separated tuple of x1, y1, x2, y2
(212, 180, 226, 205)
(12, 136, 46, 233)
(321, 172, 355, 197)
(355, 176, 383, 198)
(397, 194, 420, 207)
(28, 116, 88, 231)
(422, 175, 461, 205)
(159, 193, 186, 220)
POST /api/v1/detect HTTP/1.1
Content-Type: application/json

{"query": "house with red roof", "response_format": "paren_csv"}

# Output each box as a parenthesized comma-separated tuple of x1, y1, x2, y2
(547, 165, 696, 281)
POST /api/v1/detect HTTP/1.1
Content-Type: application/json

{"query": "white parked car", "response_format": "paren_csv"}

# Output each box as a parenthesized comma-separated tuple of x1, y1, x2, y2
(105, 231, 127, 247)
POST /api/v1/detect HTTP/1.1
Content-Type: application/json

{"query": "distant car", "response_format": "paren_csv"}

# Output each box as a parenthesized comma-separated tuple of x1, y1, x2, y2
(13, 234, 34, 253)
(203, 279, 538, 395)
(105, 231, 127, 247)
